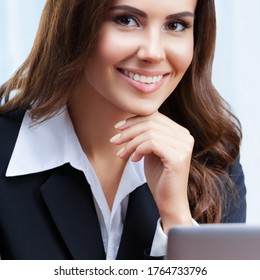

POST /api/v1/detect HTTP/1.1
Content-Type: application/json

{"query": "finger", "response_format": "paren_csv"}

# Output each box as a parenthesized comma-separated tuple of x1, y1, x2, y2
(111, 121, 176, 145)
(115, 111, 190, 135)
(111, 117, 192, 146)
(133, 140, 193, 165)
(117, 130, 193, 163)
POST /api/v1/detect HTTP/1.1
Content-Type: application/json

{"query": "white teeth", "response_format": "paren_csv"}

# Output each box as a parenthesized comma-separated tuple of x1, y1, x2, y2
(129, 72, 134, 79)
(122, 70, 163, 84)
(134, 74, 140, 81)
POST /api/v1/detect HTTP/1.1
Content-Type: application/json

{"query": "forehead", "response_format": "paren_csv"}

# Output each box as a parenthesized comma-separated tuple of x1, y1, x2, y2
(108, 0, 197, 14)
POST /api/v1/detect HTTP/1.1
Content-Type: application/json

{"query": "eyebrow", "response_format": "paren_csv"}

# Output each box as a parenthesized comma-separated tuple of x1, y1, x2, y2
(166, 12, 195, 20)
(109, 5, 195, 19)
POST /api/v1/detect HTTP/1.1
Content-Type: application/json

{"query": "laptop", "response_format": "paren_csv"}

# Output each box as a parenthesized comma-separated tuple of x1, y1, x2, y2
(166, 224, 260, 260)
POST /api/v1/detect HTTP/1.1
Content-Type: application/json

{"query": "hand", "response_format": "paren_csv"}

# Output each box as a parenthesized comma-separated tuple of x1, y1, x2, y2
(110, 111, 194, 233)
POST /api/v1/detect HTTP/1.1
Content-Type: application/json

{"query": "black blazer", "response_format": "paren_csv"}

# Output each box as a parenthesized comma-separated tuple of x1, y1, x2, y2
(0, 110, 247, 260)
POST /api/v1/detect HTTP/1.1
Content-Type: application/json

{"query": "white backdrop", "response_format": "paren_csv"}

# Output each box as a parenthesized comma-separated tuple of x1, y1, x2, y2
(0, 0, 259, 224)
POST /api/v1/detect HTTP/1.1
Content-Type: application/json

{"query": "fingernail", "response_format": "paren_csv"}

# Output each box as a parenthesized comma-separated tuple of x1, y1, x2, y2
(110, 133, 121, 143)
(116, 147, 125, 157)
(131, 152, 136, 161)
(114, 120, 126, 129)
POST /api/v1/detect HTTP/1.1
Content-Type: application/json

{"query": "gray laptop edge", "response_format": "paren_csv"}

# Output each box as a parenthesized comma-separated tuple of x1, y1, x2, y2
(166, 224, 260, 260)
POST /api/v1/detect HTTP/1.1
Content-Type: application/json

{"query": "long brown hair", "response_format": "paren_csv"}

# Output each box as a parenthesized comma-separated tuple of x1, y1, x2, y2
(0, 0, 241, 223)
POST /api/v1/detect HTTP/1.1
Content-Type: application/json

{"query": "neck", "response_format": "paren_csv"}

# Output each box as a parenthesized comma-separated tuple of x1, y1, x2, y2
(68, 80, 133, 209)
(68, 78, 132, 161)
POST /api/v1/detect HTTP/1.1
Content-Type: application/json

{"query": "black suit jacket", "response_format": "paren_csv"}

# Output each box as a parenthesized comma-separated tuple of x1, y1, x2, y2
(0, 110, 247, 260)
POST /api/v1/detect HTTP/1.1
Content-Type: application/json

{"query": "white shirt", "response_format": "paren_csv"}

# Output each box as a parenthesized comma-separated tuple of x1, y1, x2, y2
(6, 108, 167, 259)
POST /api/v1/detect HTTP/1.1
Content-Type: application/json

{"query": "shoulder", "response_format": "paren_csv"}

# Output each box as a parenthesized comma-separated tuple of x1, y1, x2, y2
(0, 109, 25, 149)
(223, 156, 247, 222)
(0, 109, 25, 173)
(0, 109, 25, 133)
(228, 156, 246, 196)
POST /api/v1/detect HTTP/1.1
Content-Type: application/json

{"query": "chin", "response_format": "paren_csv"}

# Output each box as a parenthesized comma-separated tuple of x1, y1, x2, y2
(127, 104, 160, 117)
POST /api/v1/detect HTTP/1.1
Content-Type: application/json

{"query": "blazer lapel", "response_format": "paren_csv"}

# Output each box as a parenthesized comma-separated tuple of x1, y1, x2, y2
(116, 183, 160, 259)
(40, 164, 105, 260)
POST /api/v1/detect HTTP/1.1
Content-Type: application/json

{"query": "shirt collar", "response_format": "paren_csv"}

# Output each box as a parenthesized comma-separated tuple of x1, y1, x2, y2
(5, 109, 146, 190)
(6, 108, 86, 177)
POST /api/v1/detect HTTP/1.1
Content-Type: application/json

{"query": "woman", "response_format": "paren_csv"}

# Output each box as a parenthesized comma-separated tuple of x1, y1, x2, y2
(0, 0, 246, 260)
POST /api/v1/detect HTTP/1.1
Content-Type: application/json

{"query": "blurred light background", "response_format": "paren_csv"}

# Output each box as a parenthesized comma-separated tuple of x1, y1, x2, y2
(0, 1, 259, 224)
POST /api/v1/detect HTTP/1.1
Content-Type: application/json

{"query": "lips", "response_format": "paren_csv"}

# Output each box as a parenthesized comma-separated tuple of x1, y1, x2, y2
(117, 67, 169, 94)
(118, 68, 168, 83)
(121, 69, 163, 84)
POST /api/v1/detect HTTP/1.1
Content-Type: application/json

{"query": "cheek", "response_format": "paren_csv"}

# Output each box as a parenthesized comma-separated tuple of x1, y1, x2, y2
(95, 28, 138, 65)
(168, 39, 194, 73)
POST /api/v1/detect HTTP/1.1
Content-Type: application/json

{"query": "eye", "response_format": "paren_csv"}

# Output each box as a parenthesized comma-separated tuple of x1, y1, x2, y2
(113, 14, 139, 27)
(164, 21, 189, 32)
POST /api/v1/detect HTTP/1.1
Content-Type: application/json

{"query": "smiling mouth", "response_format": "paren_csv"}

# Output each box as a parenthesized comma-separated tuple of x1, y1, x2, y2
(118, 69, 164, 84)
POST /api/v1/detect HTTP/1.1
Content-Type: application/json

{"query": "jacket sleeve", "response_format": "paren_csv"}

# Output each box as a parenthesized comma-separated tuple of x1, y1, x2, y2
(222, 156, 247, 223)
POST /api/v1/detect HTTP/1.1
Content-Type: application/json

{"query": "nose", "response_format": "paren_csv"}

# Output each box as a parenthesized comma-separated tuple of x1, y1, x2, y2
(137, 28, 166, 64)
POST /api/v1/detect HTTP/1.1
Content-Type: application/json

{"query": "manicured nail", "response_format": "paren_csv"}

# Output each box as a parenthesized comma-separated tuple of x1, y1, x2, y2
(116, 147, 125, 157)
(110, 133, 121, 143)
(131, 152, 136, 162)
(114, 120, 126, 129)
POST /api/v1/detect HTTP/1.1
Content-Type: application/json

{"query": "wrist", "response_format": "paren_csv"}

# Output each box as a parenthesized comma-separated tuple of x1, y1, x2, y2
(160, 211, 193, 234)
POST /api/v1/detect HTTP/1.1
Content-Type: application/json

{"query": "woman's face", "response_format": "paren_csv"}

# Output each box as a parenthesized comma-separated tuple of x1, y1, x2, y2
(83, 0, 197, 116)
